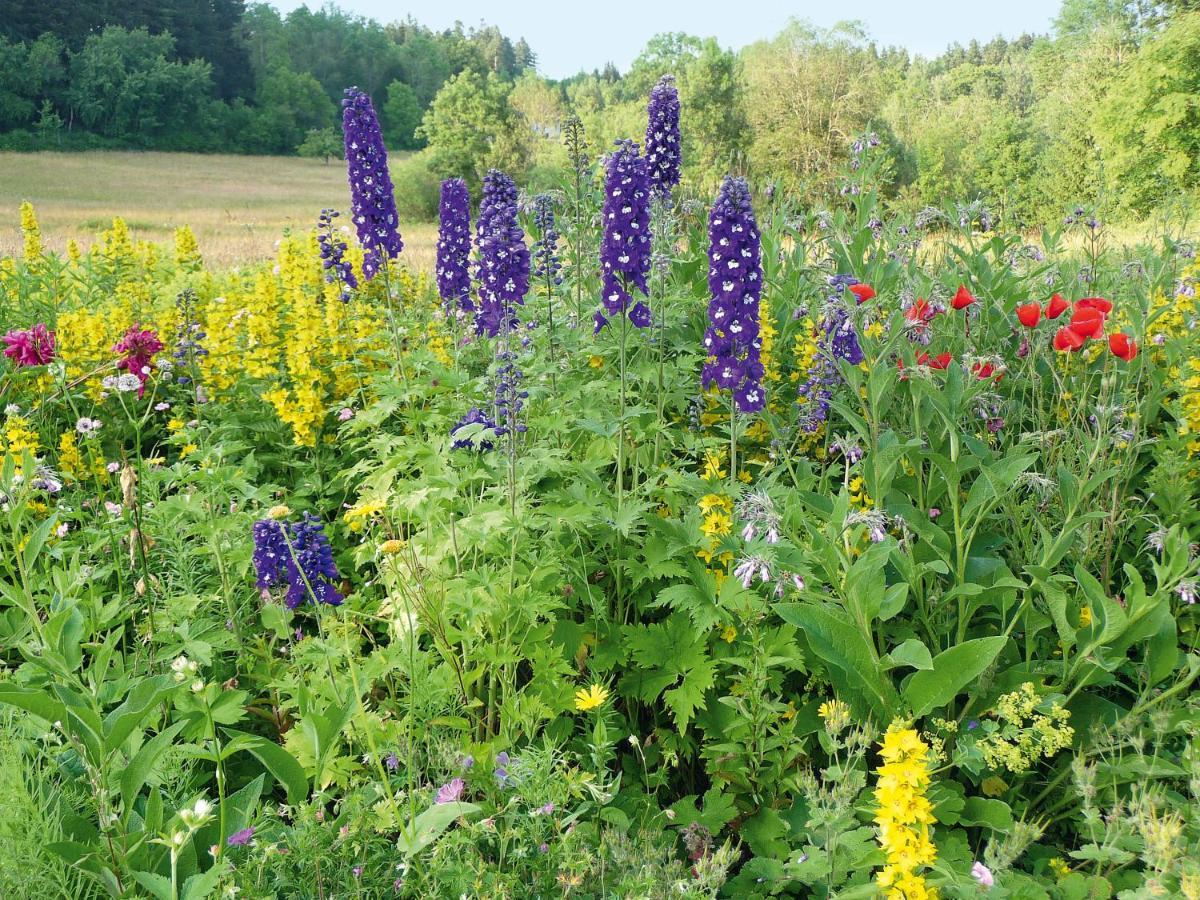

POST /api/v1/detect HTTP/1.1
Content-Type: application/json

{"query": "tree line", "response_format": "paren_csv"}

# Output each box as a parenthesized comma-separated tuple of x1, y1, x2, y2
(1, 0, 1198, 224)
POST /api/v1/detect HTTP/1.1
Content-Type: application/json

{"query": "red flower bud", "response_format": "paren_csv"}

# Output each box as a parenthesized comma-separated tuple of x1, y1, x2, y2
(848, 283, 875, 304)
(1016, 302, 1041, 328)
(952, 285, 975, 310)
(1045, 293, 1069, 319)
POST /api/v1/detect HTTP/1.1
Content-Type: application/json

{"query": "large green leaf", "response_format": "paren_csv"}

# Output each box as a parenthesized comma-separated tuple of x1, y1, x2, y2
(397, 801, 481, 858)
(223, 730, 308, 805)
(903, 636, 1007, 717)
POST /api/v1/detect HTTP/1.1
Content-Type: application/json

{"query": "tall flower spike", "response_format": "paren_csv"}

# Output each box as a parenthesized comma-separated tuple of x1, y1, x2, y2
(531, 194, 562, 286)
(342, 87, 403, 280)
(436, 179, 472, 314)
(645, 75, 681, 198)
(474, 170, 530, 338)
(703, 176, 764, 413)
(596, 139, 653, 332)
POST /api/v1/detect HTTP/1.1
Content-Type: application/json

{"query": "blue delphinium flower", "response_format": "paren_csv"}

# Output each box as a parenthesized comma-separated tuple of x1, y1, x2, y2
(530, 194, 562, 286)
(436, 179, 472, 314)
(316, 208, 357, 301)
(474, 170, 530, 338)
(342, 87, 403, 280)
(172, 288, 208, 383)
(645, 75, 681, 198)
(493, 353, 528, 439)
(451, 407, 498, 451)
(252, 519, 289, 591)
(251, 514, 342, 608)
(702, 176, 764, 413)
(596, 140, 652, 332)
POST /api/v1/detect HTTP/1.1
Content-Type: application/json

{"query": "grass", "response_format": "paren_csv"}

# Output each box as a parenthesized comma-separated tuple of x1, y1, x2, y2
(0, 151, 437, 270)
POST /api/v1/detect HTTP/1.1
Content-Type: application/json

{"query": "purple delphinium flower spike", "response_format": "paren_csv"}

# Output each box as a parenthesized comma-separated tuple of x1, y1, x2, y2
(316, 208, 357, 300)
(702, 176, 764, 413)
(645, 75, 681, 198)
(285, 513, 343, 608)
(796, 275, 866, 431)
(342, 87, 403, 280)
(596, 140, 652, 331)
(252, 513, 342, 608)
(474, 170, 529, 338)
(530, 194, 562, 286)
(436, 179, 472, 314)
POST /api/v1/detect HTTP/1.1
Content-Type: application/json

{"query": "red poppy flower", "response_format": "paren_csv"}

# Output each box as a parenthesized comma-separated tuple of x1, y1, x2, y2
(848, 283, 875, 304)
(1016, 303, 1041, 328)
(952, 285, 975, 310)
(916, 351, 952, 370)
(1068, 305, 1106, 340)
(1045, 293, 1069, 319)
(905, 297, 935, 325)
(1076, 297, 1113, 315)
(1053, 326, 1086, 352)
(1108, 332, 1138, 361)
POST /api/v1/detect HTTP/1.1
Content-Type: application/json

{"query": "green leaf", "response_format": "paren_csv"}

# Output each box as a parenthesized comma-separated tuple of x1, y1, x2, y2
(222, 730, 308, 805)
(132, 870, 173, 900)
(397, 802, 481, 858)
(121, 720, 187, 811)
(104, 674, 177, 750)
(0, 685, 67, 726)
(888, 639, 933, 671)
(959, 796, 1014, 830)
(903, 636, 1006, 717)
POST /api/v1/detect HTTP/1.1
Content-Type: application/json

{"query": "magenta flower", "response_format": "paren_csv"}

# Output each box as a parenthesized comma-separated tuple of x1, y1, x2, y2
(113, 326, 163, 396)
(434, 777, 465, 804)
(3, 323, 55, 367)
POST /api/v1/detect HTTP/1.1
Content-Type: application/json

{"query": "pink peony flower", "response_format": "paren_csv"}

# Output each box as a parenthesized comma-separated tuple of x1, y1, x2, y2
(3, 323, 55, 367)
(112, 326, 163, 396)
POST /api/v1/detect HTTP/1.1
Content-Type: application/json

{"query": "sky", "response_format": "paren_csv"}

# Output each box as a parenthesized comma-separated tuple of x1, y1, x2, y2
(269, 0, 1061, 79)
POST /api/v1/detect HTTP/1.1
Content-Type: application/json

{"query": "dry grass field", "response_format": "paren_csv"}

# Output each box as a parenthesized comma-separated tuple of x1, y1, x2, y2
(0, 151, 437, 270)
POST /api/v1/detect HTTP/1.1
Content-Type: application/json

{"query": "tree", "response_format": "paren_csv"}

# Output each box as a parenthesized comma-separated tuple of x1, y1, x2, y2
(297, 126, 342, 162)
(418, 69, 528, 193)
(382, 79, 422, 149)
(678, 39, 748, 187)
(251, 67, 335, 154)
(1096, 11, 1200, 213)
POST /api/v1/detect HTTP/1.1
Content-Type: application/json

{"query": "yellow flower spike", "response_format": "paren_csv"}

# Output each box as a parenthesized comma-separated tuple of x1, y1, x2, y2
(574, 684, 609, 712)
(267, 505, 291, 521)
(379, 539, 406, 555)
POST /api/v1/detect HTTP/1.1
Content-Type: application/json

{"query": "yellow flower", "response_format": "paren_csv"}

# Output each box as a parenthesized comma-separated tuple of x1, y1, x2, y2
(20, 201, 43, 261)
(180, 443, 198, 458)
(700, 511, 731, 538)
(379, 539, 406, 555)
(574, 684, 609, 712)
(818, 698, 851, 733)
(588, 354, 605, 369)
(267, 504, 291, 520)
(698, 493, 732, 514)
(1048, 858, 1071, 880)
(720, 624, 737, 643)
(1078, 605, 1092, 627)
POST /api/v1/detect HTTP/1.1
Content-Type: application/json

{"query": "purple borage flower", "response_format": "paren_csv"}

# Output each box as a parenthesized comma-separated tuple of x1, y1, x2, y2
(474, 170, 530, 338)
(252, 513, 343, 609)
(645, 75, 681, 198)
(342, 87, 403, 280)
(436, 179, 472, 314)
(595, 139, 653, 332)
(702, 176, 765, 413)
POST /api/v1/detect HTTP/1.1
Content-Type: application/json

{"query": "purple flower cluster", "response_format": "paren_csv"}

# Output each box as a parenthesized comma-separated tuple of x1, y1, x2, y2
(492, 352, 528, 439)
(474, 170, 530, 338)
(252, 513, 343, 609)
(596, 140, 652, 332)
(342, 87, 403, 280)
(530, 194, 562, 286)
(702, 176, 764, 413)
(172, 289, 207, 383)
(113, 326, 164, 397)
(450, 406, 497, 451)
(317, 208, 357, 300)
(436, 179, 472, 314)
(796, 277, 865, 432)
(645, 75, 681, 197)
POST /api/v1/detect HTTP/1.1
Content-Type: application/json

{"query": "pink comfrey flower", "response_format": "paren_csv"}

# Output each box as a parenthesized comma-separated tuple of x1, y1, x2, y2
(3, 323, 55, 367)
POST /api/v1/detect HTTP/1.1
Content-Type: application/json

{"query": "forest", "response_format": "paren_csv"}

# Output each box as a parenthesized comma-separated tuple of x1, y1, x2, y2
(2, 1, 1199, 226)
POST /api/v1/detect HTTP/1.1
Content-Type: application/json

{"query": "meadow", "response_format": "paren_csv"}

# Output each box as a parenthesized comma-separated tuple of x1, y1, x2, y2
(2, 81, 1200, 900)
(0, 151, 438, 269)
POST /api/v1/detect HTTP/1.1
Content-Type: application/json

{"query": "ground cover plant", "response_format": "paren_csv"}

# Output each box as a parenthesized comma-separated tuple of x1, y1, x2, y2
(2, 78, 1200, 900)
